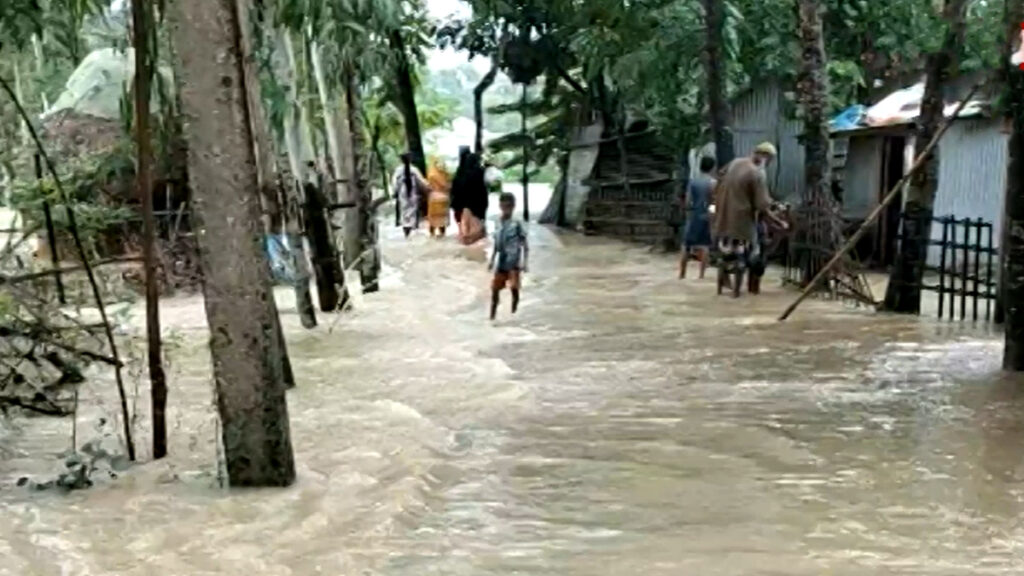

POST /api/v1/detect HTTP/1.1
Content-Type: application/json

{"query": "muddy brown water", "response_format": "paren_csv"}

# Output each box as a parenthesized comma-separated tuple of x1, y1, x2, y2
(2, 220, 1024, 575)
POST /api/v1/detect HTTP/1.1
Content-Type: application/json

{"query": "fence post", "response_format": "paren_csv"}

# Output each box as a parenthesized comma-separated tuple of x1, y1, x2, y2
(973, 218, 982, 322)
(946, 217, 954, 319)
(938, 217, 948, 319)
(987, 223, 995, 322)
(961, 218, 969, 321)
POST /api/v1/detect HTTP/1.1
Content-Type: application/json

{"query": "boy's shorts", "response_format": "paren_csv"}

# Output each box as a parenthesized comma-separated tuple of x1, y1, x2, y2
(492, 269, 521, 291)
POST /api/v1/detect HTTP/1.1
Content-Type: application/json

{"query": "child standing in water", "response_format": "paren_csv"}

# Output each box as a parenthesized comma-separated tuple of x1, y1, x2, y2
(488, 193, 529, 320)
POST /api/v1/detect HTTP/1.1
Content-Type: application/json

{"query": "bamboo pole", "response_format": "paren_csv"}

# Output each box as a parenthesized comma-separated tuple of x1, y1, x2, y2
(132, 0, 168, 460)
(778, 83, 981, 322)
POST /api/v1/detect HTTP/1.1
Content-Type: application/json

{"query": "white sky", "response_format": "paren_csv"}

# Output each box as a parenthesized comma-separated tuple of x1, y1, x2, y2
(426, 0, 490, 73)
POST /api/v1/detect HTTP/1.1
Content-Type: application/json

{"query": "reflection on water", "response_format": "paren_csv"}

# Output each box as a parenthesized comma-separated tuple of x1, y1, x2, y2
(3, 222, 1024, 576)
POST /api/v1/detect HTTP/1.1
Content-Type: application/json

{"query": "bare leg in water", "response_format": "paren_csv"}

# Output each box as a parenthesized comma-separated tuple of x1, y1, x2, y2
(490, 290, 500, 320)
(697, 247, 709, 279)
(511, 289, 520, 314)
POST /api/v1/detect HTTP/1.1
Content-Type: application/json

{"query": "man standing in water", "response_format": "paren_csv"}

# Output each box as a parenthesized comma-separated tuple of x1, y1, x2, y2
(712, 142, 788, 297)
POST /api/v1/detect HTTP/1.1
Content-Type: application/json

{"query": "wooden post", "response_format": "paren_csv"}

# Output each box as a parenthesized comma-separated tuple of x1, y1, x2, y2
(987, 222, 994, 322)
(973, 218, 982, 322)
(938, 217, 948, 319)
(961, 218, 969, 321)
(302, 179, 341, 312)
(949, 218, 957, 322)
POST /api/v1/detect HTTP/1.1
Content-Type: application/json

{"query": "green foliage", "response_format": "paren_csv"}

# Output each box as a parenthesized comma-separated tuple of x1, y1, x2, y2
(365, 78, 457, 171)
(0, 0, 42, 52)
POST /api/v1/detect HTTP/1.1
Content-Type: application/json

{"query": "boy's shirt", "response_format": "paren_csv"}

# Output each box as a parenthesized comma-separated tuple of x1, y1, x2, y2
(492, 218, 527, 272)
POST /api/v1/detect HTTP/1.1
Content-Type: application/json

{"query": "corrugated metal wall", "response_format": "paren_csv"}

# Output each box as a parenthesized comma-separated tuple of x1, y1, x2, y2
(929, 118, 1007, 265)
(840, 136, 883, 219)
(731, 84, 805, 203)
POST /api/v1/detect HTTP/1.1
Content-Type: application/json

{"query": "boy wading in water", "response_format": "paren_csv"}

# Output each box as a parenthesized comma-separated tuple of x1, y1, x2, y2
(488, 193, 528, 320)
(680, 155, 716, 279)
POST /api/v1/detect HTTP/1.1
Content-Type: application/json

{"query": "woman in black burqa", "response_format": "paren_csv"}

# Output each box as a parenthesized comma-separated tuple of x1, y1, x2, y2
(450, 146, 489, 245)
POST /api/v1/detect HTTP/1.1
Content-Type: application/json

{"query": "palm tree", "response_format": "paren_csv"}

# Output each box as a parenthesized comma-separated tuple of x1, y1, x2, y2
(795, 0, 834, 283)
(701, 0, 734, 167)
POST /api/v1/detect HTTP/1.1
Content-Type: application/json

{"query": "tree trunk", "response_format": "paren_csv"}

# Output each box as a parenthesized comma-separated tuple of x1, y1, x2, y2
(171, 0, 295, 486)
(309, 37, 344, 183)
(282, 31, 317, 180)
(1003, 0, 1024, 370)
(389, 29, 426, 177)
(131, 0, 168, 460)
(701, 0, 734, 167)
(521, 84, 531, 222)
(335, 73, 360, 276)
(278, 30, 345, 312)
(474, 62, 499, 154)
(345, 67, 380, 293)
(242, 0, 284, 232)
(883, 0, 969, 314)
(796, 0, 835, 283)
(235, 0, 296, 383)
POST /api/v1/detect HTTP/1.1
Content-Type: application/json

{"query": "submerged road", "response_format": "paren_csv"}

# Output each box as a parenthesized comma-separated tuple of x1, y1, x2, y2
(2, 218, 1024, 575)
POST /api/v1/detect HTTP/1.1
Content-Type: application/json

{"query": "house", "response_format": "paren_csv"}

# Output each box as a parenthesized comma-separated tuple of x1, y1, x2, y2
(552, 118, 678, 246)
(832, 84, 1006, 268)
(579, 127, 678, 245)
(729, 77, 1007, 269)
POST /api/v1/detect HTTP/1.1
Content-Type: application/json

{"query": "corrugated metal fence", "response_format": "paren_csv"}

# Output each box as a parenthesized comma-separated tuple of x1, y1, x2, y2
(731, 84, 805, 203)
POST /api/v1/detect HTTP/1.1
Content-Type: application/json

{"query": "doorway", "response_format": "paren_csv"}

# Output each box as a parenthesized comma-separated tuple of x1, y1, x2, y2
(876, 135, 906, 267)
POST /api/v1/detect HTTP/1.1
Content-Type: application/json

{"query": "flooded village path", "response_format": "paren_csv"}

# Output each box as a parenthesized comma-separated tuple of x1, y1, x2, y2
(3, 220, 1024, 575)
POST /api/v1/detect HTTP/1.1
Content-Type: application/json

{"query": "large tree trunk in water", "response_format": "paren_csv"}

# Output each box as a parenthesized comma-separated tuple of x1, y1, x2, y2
(701, 0, 734, 167)
(883, 0, 969, 313)
(474, 63, 499, 154)
(131, 0, 168, 459)
(1003, 0, 1024, 370)
(171, 0, 296, 486)
(389, 29, 426, 178)
(796, 0, 835, 283)
(345, 67, 380, 293)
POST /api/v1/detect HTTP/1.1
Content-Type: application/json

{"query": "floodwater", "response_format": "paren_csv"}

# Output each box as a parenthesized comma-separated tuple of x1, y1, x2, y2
(3, 207, 1024, 575)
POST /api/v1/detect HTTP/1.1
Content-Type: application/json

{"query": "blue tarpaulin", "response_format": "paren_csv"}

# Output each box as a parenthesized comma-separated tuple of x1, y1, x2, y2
(830, 105, 866, 132)
(264, 234, 298, 285)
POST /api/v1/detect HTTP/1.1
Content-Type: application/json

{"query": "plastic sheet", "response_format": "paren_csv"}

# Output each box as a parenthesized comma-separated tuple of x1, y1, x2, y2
(42, 48, 171, 122)
(264, 234, 298, 285)
(829, 105, 866, 131)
